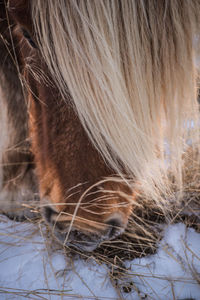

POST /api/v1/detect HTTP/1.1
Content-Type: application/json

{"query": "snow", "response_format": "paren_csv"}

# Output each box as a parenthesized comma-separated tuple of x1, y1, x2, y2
(0, 215, 200, 300)
(125, 223, 200, 299)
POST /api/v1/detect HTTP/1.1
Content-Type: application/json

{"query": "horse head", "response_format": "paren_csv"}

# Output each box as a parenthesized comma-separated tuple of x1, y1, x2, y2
(4, 0, 200, 250)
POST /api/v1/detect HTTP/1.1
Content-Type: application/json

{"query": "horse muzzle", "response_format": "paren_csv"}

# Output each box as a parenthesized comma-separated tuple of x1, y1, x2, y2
(42, 206, 127, 252)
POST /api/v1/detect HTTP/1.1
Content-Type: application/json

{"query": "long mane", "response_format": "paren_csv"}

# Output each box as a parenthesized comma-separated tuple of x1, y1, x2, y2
(31, 0, 200, 203)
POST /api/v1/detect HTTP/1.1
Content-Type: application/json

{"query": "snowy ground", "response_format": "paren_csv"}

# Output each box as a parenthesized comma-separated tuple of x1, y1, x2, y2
(0, 215, 200, 300)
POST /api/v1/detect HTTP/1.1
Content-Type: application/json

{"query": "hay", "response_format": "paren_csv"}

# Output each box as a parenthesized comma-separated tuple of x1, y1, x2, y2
(0, 147, 199, 297)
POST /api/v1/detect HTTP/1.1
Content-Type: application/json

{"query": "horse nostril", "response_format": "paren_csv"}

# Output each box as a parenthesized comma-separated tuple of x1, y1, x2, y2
(106, 215, 125, 239)
(106, 218, 122, 228)
(42, 206, 57, 223)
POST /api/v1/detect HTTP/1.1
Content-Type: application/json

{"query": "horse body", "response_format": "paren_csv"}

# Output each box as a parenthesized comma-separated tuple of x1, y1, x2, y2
(0, 0, 199, 251)
(0, 4, 37, 219)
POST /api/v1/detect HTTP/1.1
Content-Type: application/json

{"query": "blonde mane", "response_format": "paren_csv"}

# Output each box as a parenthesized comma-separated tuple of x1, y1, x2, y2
(31, 0, 200, 203)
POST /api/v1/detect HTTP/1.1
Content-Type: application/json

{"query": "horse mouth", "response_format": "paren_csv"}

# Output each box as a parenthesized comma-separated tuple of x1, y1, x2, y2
(42, 206, 127, 252)
(48, 221, 125, 252)
(66, 240, 101, 252)
(52, 229, 103, 252)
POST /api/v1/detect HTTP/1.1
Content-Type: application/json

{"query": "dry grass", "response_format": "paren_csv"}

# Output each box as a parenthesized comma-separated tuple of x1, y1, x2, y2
(44, 147, 200, 296)
(0, 147, 200, 298)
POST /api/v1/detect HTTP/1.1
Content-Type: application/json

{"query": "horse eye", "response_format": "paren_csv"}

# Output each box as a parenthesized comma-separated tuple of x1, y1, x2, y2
(22, 29, 37, 49)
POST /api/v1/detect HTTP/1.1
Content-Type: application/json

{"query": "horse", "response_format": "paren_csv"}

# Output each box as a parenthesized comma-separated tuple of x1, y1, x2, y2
(0, 0, 199, 251)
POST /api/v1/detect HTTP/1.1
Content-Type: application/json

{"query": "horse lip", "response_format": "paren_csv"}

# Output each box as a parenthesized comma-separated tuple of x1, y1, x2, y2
(65, 237, 101, 252)
(52, 229, 102, 252)
(66, 236, 102, 252)
(66, 241, 101, 252)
